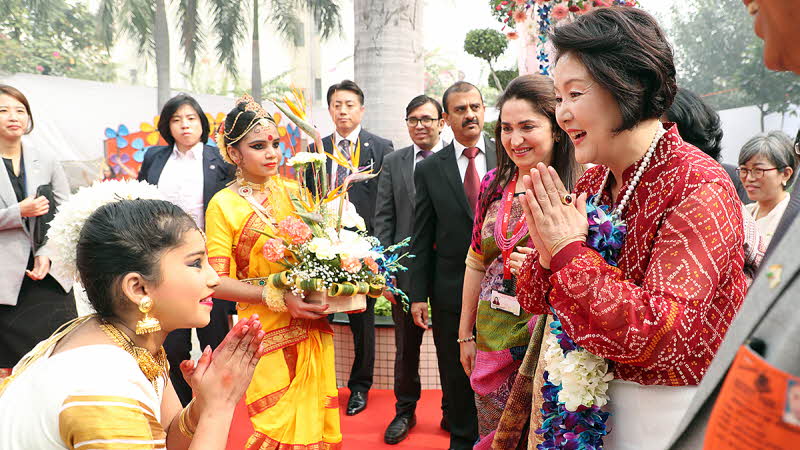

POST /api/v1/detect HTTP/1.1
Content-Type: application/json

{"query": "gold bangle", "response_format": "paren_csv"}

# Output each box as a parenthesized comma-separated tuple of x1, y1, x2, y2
(548, 233, 586, 257)
(178, 399, 197, 438)
(262, 284, 289, 312)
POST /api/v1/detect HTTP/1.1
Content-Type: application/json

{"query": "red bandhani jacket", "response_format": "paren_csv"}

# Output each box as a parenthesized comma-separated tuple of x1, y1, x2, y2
(517, 123, 747, 386)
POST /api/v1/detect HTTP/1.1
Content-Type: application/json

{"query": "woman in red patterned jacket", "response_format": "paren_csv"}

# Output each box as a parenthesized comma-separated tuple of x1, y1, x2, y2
(510, 8, 747, 449)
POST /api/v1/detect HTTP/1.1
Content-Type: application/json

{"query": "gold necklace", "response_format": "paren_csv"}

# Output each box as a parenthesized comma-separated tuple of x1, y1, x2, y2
(99, 321, 169, 393)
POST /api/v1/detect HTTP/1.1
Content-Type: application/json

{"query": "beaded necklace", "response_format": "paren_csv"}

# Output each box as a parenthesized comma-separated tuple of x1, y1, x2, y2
(592, 125, 667, 220)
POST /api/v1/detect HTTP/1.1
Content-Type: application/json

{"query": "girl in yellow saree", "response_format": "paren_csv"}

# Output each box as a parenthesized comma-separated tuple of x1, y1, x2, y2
(206, 95, 341, 449)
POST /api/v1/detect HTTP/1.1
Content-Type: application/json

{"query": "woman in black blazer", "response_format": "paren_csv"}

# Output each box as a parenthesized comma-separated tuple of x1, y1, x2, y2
(137, 94, 235, 406)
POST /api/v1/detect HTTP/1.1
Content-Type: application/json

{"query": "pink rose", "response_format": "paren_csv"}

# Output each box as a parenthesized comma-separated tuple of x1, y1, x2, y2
(594, 0, 612, 6)
(52, 51, 61, 58)
(513, 9, 528, 23)
(341, 256, 363, 274)
(552, 4, 569, 20)
(261, 239, 286, 262)
(277, 216, 312, 245)
(35, 65, 44, 73)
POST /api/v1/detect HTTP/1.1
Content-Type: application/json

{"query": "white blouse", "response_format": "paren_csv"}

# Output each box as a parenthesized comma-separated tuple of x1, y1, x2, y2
(745, 193, 791, 248)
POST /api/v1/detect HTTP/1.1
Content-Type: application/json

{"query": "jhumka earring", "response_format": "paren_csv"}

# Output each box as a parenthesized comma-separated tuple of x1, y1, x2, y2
(135, 296, 161, 335)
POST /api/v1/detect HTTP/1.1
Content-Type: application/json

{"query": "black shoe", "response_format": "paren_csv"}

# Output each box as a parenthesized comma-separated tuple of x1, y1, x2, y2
(384, 414, 416, 444)
(346, 391, 368, 416)
(440, 416, 450, 432)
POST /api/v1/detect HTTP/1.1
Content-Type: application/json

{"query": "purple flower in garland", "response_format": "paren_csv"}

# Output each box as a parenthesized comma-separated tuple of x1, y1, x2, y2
(586, 195, 627, 266)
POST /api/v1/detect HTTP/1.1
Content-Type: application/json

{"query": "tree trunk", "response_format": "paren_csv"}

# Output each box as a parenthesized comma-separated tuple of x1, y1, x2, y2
(251, 0, 262, 103)
(759, 104, 766, 132)
(354, 0, 424, 148)
(488, 62, 503, 91)
(154, 0, 171, 110)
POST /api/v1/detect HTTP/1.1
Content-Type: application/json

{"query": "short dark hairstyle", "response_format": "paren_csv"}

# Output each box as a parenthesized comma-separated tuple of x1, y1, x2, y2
(667, 88, 724, 161)
(738, 131, 798, 189)
(326, 80, 365, 106)
(0, 84, 34, 134)
(405, 95, 443, 119)
(442, 81, 483, 114)
(157, 94, 210, 146)
(76, 199, 198, 317)
(551, 7, 677, 133)
(483, 74, 580, 212)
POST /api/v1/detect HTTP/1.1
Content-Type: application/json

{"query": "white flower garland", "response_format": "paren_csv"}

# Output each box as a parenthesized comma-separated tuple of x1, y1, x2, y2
(48, 180, 164, 281)
(542, 324, 614, 411)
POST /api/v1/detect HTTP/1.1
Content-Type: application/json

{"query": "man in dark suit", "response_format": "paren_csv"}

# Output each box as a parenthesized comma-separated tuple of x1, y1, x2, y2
(137, 94, 234, 406)
(408, 81, 496, 450)
(374, 95, 448, 444)
(668, 1, 800, 448)
(307, 80, 394, 416)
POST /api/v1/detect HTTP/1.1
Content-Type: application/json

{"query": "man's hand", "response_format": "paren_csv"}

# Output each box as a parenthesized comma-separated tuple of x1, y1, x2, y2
(411, 302, 429, 330)
(26, 256, 51, 280)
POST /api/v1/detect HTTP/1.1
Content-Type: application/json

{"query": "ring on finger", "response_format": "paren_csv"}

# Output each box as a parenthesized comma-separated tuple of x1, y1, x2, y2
(560, 193, 574, 206)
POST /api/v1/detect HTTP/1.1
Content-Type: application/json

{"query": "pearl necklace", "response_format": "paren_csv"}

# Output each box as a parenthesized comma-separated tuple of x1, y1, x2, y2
(593, 126, 667, 219)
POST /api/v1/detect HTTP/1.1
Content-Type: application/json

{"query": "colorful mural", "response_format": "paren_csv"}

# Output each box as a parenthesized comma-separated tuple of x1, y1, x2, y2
(103, 112, 306, 180)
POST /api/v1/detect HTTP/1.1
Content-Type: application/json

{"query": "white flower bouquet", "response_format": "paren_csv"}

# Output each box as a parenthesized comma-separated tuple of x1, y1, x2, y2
(256, 89, 411, 313)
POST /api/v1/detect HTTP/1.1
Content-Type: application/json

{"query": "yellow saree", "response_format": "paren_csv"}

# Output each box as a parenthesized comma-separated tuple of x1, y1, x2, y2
(205, 179, 341, 450)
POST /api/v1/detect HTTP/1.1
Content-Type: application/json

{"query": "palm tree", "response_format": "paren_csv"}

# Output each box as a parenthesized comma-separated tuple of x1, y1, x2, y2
(98, 0, 172, 110)
(250, 0, 342, 102)
(354, 0, 424, 147)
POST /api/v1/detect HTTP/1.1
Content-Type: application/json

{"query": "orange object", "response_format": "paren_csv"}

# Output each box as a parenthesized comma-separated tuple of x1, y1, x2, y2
(703, 345, 800, 448)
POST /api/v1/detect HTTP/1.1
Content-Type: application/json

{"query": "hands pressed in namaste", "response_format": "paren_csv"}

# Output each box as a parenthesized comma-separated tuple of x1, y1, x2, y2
(519, 163, 588, 270)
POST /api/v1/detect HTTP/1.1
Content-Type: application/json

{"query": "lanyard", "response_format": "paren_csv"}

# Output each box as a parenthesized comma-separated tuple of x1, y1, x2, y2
(496, 172, 527, 280)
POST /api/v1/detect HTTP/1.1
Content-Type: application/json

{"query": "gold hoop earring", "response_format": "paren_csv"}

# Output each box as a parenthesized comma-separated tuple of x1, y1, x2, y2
(135, 296, 161, 335)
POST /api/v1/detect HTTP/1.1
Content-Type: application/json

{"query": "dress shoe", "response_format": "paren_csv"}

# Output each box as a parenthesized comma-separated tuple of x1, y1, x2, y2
(346, 391, 368, 416)
(384, 414, 416, 444)
(440, 416, 450, 432)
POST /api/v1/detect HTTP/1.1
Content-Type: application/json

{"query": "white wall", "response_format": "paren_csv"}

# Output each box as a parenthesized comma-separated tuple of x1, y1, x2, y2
(718, 105, 799, 165)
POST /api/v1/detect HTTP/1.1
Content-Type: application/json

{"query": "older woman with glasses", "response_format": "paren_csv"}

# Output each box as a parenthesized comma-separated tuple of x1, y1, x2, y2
(738, 131, 799, 247)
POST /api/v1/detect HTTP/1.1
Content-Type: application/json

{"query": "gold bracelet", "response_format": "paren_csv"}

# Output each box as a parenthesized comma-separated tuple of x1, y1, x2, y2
(457, 335, 476, 343)
(548, 233, 587, 258)
(178, 399, 197, 439)
(262, 284, 289, 312)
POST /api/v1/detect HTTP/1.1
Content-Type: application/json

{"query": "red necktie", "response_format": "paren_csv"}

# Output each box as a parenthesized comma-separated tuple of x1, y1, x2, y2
(463, 147, 480, 213)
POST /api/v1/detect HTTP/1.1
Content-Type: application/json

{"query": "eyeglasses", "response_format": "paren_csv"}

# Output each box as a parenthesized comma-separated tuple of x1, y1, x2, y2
(405, 117, 437, 127)
(736, 167, 780, 180)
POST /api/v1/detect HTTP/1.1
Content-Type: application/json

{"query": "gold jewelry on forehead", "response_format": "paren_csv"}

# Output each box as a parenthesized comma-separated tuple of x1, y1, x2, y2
(216, 94, 277, 165)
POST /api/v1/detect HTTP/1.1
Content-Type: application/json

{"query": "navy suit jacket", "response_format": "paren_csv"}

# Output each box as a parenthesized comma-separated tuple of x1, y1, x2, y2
(137, 144, 235, 215)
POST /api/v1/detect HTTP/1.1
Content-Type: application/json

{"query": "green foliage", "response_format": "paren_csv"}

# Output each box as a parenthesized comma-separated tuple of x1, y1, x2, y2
(0, 1, 115, 81)
(490, 69, 518, 91)
(374, 296, 392, 317)
(484, 119, 497, 139)
(464, 28, 508, 65)
(668, 0, 800, 124)
(424, 49, 462, 101)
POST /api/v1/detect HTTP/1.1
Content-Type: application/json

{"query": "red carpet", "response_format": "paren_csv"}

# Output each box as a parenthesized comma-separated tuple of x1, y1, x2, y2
(227, 388, 450, 449)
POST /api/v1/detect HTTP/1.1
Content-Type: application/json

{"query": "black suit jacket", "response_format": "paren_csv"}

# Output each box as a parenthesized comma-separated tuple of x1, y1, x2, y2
(407, 136, 497, 312)
(137, 144, 235, 215)
(307, 129, 394, 234)
(373, 145, 421, 291)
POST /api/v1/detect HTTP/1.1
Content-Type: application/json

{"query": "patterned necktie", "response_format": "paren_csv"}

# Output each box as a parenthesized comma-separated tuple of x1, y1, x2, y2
(335, 139, 351, 187)
(463, 146, 480, 213)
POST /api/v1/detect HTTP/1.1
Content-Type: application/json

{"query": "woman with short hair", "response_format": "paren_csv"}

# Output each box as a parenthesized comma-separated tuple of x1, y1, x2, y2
(513, 7, 747, 448)
(738, 130, 798, 247)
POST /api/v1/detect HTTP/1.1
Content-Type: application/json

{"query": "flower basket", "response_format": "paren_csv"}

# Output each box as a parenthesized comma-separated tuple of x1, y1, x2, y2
(305, 291, 367, 314)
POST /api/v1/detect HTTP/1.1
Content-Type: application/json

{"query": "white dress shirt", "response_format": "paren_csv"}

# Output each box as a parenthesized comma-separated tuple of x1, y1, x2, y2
(157, 142, 205, 229)
(413, 138, 445, 169)
(454, 134, 488, 182)
(330, 125, 362, 186)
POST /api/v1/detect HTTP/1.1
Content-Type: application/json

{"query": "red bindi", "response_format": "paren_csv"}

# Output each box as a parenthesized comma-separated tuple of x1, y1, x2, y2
(268, 135, 274, 141)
